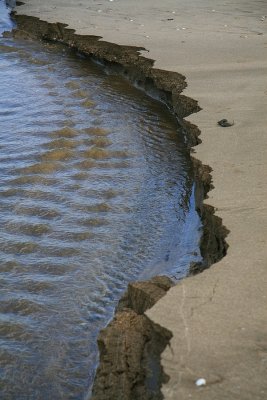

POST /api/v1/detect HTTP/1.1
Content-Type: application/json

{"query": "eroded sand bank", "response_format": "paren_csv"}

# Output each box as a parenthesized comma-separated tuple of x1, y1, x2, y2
(14, 1, 267, 399)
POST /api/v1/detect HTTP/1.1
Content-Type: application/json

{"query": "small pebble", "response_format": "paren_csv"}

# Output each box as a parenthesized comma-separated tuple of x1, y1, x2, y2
(195, 378, 206, 387)
(217, 119, 234, 127)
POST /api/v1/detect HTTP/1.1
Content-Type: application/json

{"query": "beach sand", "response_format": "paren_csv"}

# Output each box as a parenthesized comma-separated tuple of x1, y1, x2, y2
(15, 1, 267, 399)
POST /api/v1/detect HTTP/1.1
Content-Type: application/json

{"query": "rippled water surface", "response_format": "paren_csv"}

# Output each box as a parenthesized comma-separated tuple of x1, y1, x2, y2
(0, 5, 202, 399)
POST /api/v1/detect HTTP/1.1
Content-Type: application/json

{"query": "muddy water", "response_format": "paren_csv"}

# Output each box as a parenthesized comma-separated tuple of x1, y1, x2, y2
(0, 6, 201, 400)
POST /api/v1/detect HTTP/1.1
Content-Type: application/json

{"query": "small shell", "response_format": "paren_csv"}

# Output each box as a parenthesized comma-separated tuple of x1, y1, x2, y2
(195, 378, 206, 387)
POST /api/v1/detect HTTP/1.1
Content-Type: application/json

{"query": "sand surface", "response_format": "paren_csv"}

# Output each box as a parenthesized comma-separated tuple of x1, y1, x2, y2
(15, 1, 267, 399)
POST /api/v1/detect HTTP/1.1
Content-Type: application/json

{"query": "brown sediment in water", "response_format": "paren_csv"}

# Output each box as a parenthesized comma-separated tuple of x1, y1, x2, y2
(43, 138, 78, 149)
(82, 147, 110, 160)
(4, 241, 39, 255)
(49, 126, 79, 138)
(83, 127, 110, 136)
(14, 205, 61, 219)
(78, 203, 111, 213)
(9, 12, 228, 400)
(5, 221, 51, 236)
(81, 99, 96, 108)
(71, 89, 89, 98)
(38, 148, 74, 161)
(80, 217, 109, 227)
(65, 80, 81, 90)
(19, 161, 64, 174)
(9, 175, 58, 186)
(74, 159, 96, 170)
(88, 137, 112, 148)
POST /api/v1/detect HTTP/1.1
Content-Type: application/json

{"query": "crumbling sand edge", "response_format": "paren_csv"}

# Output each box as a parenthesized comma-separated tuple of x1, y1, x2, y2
(9, 12, 229, 399)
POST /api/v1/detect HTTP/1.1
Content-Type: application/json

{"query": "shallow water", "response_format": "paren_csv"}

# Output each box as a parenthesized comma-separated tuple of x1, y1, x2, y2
(0, 4, 201, 399)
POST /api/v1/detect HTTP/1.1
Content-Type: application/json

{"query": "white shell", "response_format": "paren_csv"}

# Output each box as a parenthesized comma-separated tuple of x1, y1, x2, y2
(195, 378, 206, 387)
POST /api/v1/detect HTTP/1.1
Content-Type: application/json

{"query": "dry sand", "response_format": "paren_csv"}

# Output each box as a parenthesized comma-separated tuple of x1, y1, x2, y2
(15, 1, 267, 399)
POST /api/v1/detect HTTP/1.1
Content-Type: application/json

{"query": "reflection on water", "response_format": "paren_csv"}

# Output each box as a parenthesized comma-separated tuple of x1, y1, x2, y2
(0, 9, 202, 400)
(0, 1, 13, 35)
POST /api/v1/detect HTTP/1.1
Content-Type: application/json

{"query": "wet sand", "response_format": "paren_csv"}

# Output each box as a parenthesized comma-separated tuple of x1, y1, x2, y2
(14, 1, 267, 399)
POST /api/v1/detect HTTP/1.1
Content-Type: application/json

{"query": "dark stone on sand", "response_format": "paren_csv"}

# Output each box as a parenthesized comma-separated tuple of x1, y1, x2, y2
(217, 119, 234, 127)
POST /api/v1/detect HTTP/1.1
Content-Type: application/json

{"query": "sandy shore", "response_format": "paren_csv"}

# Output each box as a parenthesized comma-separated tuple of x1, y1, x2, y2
(15, 1, 267, 399)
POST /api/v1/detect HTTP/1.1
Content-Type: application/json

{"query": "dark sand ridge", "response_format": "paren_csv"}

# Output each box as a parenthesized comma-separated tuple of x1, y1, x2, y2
(10, 1, 267, 399)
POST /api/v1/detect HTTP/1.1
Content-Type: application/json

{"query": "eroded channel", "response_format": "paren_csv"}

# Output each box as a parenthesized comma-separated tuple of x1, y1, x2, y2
(0, 4, 202, 399)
